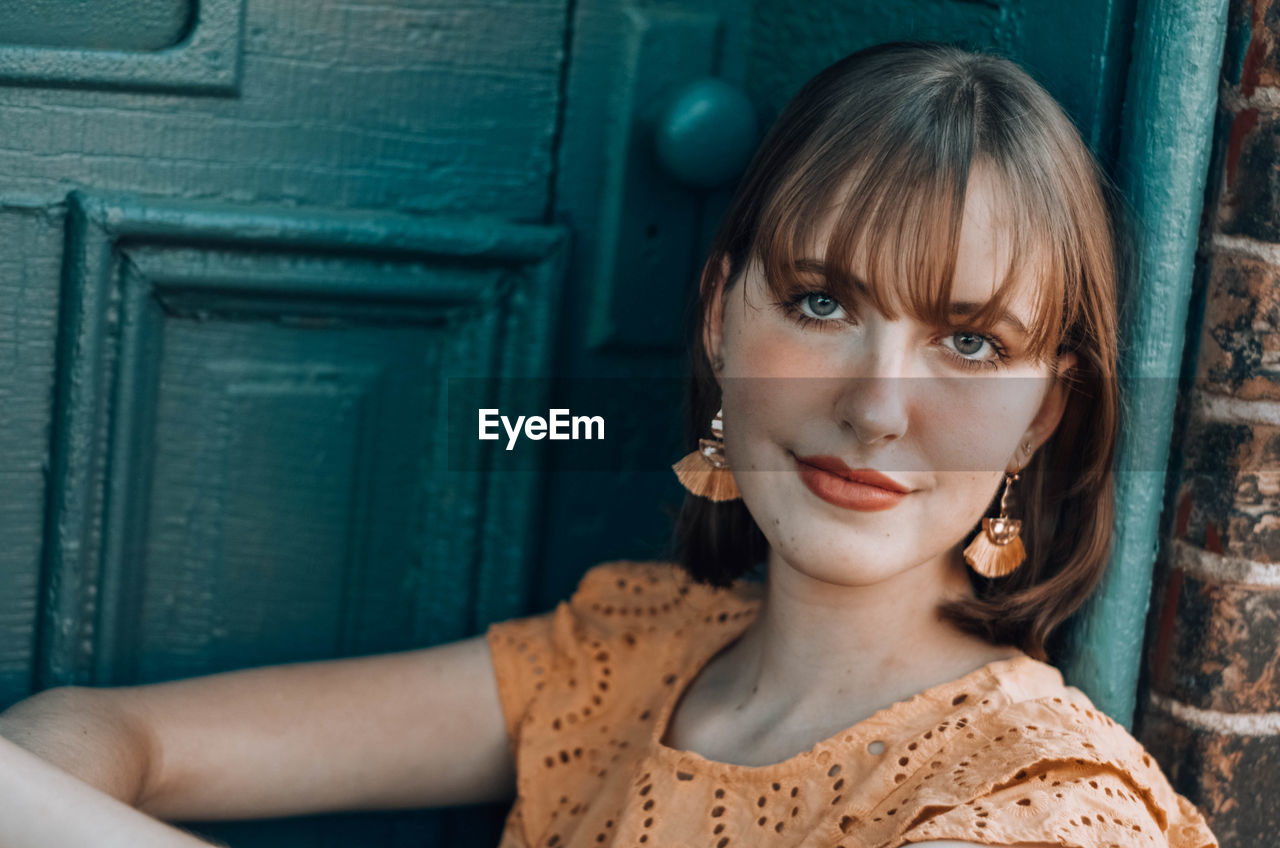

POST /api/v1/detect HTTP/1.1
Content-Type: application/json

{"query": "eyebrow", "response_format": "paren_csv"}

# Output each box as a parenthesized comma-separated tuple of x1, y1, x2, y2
(792, 258, 1029, 335)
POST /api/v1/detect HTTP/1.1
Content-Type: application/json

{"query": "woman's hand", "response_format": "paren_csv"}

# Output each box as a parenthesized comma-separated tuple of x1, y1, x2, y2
(0, 733, 221, 847)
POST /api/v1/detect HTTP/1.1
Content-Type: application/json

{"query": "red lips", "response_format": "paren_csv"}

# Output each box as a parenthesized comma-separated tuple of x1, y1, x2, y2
(794, 454, 910, 511)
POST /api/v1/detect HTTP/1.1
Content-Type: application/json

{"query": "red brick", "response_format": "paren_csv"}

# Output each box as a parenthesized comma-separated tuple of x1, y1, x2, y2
(1193, 256, 1280, 401)
(1148, 569, 1280, 713)
(1216, 106, 1280, 242)
(1178, 425, 1280, 561)
(1139, 707, 1280, 845)
(1226, 0, 1280, 94)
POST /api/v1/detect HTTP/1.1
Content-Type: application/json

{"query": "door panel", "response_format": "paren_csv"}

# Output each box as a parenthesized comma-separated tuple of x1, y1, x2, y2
(1, 0, 570, 696)
(42, 193, 564, 845)
(538, 0, 753, 605)
(0, 3, 569, 845)
(744, 0, 1136, 161)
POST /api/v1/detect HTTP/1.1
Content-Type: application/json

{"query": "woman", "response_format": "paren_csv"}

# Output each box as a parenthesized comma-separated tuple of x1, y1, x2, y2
(483, 42, 1216, 847)
(0, 42, 1216, 848)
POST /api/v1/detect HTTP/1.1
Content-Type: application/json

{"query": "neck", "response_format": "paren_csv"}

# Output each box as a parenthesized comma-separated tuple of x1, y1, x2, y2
(720, 548, 1021, 728)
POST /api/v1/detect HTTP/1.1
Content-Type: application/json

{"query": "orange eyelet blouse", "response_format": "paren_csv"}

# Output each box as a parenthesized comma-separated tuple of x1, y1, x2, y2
(485, 560, 1218, 848)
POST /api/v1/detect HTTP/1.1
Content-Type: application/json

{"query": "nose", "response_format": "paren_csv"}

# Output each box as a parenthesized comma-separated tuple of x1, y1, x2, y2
(833, 329, 910, 445)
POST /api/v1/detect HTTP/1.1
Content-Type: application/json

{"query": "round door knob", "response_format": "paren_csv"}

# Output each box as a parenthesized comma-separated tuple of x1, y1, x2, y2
(654, 77, 758, 189)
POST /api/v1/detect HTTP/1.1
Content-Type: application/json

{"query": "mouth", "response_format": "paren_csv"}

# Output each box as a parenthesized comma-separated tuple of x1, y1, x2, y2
(793, 453, 910, 512)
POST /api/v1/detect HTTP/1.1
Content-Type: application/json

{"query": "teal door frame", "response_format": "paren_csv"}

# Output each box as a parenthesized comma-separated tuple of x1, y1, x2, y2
(1062, 0, 1230, 728)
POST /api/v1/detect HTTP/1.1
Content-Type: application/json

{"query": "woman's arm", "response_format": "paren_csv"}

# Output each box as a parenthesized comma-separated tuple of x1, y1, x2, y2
(0, 685, 153, 804)
(2, 633, 514, 822)
(0, 733, 220, 847)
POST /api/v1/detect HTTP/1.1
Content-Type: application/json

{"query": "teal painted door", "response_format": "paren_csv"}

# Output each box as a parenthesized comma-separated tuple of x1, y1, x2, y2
(0, 3, 572, 846)
(0, 1, 1144, 847)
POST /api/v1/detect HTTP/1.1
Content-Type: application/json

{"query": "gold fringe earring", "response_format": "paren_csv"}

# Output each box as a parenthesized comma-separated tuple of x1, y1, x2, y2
(964, 472, 1025, 578)
(672, 407, 741, 502)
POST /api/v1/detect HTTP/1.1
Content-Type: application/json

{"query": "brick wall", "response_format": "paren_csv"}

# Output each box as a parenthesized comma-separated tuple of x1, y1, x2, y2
(1139, 0, 1280, 843)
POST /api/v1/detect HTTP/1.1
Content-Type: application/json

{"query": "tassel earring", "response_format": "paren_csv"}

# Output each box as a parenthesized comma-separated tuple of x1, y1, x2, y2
(672, 408, 741, 502)
(964, 472, 1025, 578)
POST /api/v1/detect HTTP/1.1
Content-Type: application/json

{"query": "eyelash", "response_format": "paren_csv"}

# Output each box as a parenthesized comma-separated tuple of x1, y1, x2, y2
(777, 290, 1011, 371)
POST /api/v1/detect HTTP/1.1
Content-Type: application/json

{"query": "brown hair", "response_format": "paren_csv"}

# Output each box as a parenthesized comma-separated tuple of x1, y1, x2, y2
(671, 41, 1126, 663)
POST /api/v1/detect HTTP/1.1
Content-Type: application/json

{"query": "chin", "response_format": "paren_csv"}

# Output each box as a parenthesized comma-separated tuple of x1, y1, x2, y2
(769, 538, 914, 587)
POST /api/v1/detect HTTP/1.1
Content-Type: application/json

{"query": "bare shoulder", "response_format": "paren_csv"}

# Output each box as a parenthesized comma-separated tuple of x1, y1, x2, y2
(905, 842, 1062, 847)
(108, 633, 514, 821)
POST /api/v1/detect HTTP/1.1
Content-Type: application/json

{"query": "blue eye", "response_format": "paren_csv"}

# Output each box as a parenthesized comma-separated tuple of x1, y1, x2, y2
(951, 331, 988, 357)
(800, 292, 842, 319)
(940, 330, 1010, 370)
(778, 290, 852, 331)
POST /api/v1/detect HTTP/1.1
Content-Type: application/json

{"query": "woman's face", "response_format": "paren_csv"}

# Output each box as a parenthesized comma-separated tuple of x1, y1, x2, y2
(704, 171, 1077, 588)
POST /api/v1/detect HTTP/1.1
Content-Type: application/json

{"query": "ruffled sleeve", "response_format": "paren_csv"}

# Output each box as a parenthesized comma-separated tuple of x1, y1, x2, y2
(484, 560, 699, 755)
(485, 606, 557, 755)
(892, 762, 1198, 847)
(866, 696, 1217, 848)
(487, 559, 737, 848)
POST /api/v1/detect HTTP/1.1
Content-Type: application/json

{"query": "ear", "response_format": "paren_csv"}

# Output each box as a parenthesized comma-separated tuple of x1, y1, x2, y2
(1010, 351, 1078, 473)
(701, 254, 731, 384)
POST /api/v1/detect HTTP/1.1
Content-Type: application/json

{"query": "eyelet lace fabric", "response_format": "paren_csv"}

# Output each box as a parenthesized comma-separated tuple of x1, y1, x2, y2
(485, 561, 1217, 848)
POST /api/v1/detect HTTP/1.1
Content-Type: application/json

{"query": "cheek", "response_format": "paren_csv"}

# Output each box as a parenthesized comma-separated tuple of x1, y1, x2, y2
(721, 315, 836, 449)
(933, 470, 1005, 534)
(912, 375, 1046, 471)
(727, 312, 844, 422)
(729, 316, 828, 379)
